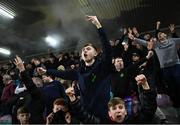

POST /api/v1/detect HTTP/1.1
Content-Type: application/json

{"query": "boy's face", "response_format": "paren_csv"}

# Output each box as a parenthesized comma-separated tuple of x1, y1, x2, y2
(17, 113, 30, 124)
(114, 58, 124, 71)
(33, 60, 40, 66)
(132, 55, 140, 62)
(81, 46, 97, 63)
(108, 104, 127, 123)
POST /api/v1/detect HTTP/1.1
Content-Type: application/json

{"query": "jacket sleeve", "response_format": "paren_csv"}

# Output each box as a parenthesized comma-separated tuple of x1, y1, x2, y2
(70, 98, 101, 124)
(170, 38, 180, 45)
(137, 89, 157, 123)
(97, 28, 112, 70)
(134, 38, 148, 47)
(46, 69, 78, 81)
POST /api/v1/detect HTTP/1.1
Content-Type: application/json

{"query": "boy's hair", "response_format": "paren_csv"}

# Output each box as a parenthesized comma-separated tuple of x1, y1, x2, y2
(82, 43, 97, 51)
(53, 98, 67, 106)
(17, 107, 29, 115)
(114, 56, 123, 61)
(108, 97, 125, 109)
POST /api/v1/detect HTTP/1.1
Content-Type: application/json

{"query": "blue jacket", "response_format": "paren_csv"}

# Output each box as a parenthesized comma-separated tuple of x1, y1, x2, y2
(43, 80, 67, 116)
(46, 28, 112, 120)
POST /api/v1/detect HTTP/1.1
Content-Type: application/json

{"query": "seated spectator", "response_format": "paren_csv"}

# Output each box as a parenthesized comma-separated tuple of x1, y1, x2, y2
(17, 106, 31, 125)
(46, 98, 79, 124)
(1, 74, 16, 115)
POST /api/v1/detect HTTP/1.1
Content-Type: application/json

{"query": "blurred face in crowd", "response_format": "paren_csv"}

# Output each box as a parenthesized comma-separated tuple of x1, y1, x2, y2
(49, 57, 55, 63)
(32, 59, 40, 66)
(32, 77, 43, 88)
(25, 63, 33, 69)
(109, 40, 115, 46)
(3, 74, 12, 84)
(132, 54, 140, 62)
(81, 45, 97, 66)
(9, 71, 15, 76)
(40, 58, 46, 63)
(158, 32, 167, 41)
(42, 75, 52, 83)
(114, 58, 124, 71)
(17, 113, 30, 125)
(144, 34, 151, 41)
(108, 104, 127, 123)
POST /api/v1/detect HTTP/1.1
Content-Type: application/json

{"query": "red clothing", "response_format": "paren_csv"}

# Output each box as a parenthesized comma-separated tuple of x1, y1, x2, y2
(1, 81, 15, 102)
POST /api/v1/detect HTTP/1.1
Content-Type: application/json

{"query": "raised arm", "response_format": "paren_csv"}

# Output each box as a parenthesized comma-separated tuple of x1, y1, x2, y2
(127, 51, 154, 76)
(128, 33, 148, 47)
(170, 38, 180, 45)
(37, 67, 78, 81)
(14, 56, 41, 97)
(86, 16, 112, 64)
(155, 21, 161, 38)
(66, 87, 100, 124)
(135, 74, 157, 123)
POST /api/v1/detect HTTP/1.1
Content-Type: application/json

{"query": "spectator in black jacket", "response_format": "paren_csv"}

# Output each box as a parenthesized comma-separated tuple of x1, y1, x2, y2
(111, 50, 154, 98)
(66, 74, 157, 124)
(36, 16, 112, 121)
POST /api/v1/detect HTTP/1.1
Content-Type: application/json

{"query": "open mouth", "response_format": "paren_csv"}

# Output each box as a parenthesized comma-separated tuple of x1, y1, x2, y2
(84, 53, 87, 57)
(116, 114, 122, 119)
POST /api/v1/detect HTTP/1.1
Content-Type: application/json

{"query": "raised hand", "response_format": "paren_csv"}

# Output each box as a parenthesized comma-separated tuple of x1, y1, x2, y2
(65, 87, 76, 102)
(135, 74, 150, 90)
(169, 24, 175, 33)
(86, 15, 102, 29)
(156, 21, 161, 26)
(146, 50, 154, 59)
(36, 67, 47, 75)
(14, 55, 25, 72)
(46, 112, 54, 125)
(65, 112, 71, 124)
(156, 21, 161, 30)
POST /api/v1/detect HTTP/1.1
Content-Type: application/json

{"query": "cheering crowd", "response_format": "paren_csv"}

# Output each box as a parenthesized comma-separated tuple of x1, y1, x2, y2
(0, 15, 180, 124)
